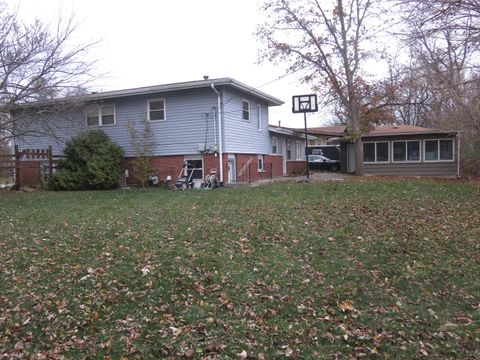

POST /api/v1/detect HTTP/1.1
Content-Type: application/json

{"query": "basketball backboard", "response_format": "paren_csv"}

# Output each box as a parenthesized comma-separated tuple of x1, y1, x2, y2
(292, 94, 318, 113)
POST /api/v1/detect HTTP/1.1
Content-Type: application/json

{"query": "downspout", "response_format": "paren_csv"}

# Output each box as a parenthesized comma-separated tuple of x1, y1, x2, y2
(211, 82, 224, 184)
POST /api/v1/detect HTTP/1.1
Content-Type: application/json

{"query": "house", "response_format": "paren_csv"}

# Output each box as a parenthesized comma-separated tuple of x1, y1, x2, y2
(307, 125, 459, 177)
(268, 125, 314, 175)
(14, 77, 286, 185)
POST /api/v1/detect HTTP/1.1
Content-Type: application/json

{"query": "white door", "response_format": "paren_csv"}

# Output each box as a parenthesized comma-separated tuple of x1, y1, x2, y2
(227, 155, 236, 183)
(282, 138, 287, 175)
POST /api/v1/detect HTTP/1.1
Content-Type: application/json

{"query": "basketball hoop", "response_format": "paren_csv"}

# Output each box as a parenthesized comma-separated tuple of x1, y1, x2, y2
(292, 94, 318, 113)
(292, 94, 318, 180)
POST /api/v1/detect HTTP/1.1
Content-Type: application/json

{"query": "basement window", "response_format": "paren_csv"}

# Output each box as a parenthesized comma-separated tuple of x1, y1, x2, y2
(257, 154, 264, 172)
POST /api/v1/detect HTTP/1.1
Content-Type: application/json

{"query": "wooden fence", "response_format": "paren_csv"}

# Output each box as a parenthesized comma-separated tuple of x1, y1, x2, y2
(0, 146, 54, 189)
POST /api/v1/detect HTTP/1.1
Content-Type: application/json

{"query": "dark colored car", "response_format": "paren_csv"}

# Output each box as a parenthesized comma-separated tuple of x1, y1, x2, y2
(308, 155, 340, 172)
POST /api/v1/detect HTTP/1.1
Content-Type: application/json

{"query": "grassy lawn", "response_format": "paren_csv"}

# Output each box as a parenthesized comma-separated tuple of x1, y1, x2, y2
(0, 179, 479, 359)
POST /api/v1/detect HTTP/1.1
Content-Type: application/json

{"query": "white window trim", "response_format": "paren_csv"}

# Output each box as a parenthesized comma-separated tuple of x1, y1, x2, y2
(242, 99, 250, 122)
(257, 154, 264, 172)
(183, 155, 204, 180)
(295, 141, 302, 160)
(271, 137, 278, 154)
(363, 141, 390, 164)
(85, 104, 116, 127)
(147, 98, 166, 122)
(423, 138, 455, 162)
(257, 104, 262, 132)
(392, 140, 421, 163)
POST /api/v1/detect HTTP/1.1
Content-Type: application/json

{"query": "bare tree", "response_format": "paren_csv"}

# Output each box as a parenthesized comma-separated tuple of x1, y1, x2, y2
(0, 2, 96, 144)
(399, 0, 480, 38)
(257, 0, 391, 175)
(397, 0, 480, 175)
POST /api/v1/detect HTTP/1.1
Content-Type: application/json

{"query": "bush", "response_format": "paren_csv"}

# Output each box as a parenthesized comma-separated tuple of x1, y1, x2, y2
(48, 130, 123, 190)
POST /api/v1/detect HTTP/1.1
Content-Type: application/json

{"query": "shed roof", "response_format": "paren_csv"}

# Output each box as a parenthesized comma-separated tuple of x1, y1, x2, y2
(302, 125, 456, 137)
(362, 125, 456, 137)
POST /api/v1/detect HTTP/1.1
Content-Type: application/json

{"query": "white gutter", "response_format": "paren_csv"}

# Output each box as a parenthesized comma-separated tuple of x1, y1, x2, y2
(211, 83, 224, 184)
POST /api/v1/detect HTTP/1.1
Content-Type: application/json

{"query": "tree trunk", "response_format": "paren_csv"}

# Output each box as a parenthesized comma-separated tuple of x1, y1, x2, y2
(349, 95, 365, 176)
(354, 140, 364, 176)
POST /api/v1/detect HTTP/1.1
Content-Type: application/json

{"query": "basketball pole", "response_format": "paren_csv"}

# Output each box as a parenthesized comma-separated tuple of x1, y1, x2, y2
(304, 111, 309, 180)
(292, 94, 317, 181)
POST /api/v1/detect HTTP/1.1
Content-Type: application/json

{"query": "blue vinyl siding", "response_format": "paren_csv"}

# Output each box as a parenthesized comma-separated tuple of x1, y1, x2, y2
(100, 90, 218, 156)
(16, 89, 219, 157)
(222, 89, 270, 154)
(15, 112, 86, 155)
(15, 86, 276, 158)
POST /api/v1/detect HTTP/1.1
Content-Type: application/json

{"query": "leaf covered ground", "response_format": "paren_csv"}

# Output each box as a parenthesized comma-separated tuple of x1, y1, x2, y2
(0, 179, 479, 359)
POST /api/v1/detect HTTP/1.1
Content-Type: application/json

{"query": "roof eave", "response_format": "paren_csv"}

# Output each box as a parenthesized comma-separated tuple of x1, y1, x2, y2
(363, 131, 458, 137)
(85, 77, 285, 106)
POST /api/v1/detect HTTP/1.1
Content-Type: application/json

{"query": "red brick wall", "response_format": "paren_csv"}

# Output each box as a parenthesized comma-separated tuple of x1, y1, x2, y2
(124, 155, 184, 185)
(235, 154, 257, 182)
(125, 153, 286, 186)
(287, 160, 307, 175)
(265, 154, 283, 178)
(234, 153, 283, 182)
(203, 153, 227, 183)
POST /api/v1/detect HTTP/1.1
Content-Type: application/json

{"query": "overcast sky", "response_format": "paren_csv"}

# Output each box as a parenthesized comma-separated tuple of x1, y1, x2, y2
(11, 0, 330, 127)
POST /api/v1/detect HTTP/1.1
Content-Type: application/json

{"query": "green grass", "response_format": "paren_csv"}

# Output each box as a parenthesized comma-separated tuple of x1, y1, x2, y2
(0, 179, 479, 359)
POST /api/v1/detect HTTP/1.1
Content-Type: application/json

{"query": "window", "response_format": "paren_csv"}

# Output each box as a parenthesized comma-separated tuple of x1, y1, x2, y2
(257, 154, 264, 171)
(86, 104, 115, 126)
(271, 137, 278, 154)
(257, 105, 262, 131)
(363, 143, 375, 163)
(363, 142, 389, 163)
(295, 141, 303, 160)
(148, 98, 165, 121)
(424, 139, 454, 161)
(242, 99, 250, 121)
(184, 156, 203, 180)
(393, 141, 420, 162)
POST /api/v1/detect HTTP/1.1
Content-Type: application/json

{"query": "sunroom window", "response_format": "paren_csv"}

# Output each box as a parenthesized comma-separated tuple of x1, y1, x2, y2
(393, 141, 420, 162)
(425, 139, 453, 161)
(363, 142, 389, 163)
